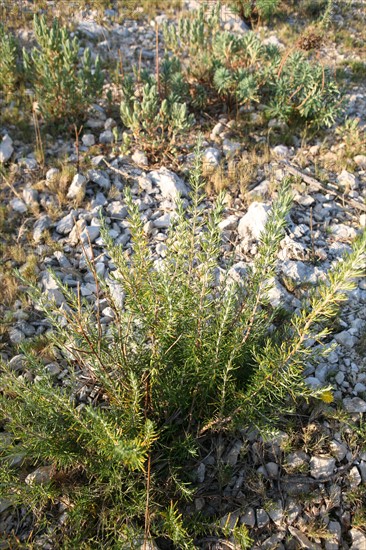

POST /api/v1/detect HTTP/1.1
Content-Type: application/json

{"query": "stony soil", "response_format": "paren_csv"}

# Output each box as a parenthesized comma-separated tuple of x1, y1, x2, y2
(0, 1, 366, 548)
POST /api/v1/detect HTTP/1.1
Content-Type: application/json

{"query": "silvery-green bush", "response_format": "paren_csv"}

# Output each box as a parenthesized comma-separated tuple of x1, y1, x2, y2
(23, 15, 104, 125)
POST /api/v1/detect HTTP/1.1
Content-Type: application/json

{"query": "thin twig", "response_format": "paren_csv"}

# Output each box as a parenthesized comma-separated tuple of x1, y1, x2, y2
(32, 105, 45, 169)
(79, 229, 102, 352)
(143, 454, 152, 549)
(103, 158, 134, 182)
(280, 160, 366, 213)
(119, 48, 124, 80)
(74, 124, 83, 173)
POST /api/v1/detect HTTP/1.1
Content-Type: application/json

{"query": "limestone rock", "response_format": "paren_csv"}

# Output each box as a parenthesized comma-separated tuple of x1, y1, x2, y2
(67, 174, 87, 200)
(238, 202, 270, 240)
(132, 150, 148, 166)
(310, 456, 335, 479)
(33, 215, 51, 243)
(0, 134, 14, 163)
(343, 397, 366, 413)
(337, 169, 358, 190)
(149, 167, 189, 200)
(25, 465, 53, 486)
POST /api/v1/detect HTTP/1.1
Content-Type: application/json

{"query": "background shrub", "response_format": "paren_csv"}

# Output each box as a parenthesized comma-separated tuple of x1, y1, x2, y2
(0, 25, 21, 101)
(23, 15, 104, 125)
(228, 0, 281, 26)
(120, 57, 194, 154)
(163, 3, 342, 127)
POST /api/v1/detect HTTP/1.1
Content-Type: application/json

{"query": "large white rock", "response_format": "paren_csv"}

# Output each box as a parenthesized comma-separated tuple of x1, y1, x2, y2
(238, 202, 270, 240)
(33, 215, 51, 243)
(210, 121, 226, 140)
(77, 21, 106, 38)
(247, 179, 270, 200)
(272, 144, 290, 159)
(25, 465, 53, 486)
(10, 198, 27, 213)
(337, 169, 358, 190)
(82, 133, 95, 147)
(99, 130, 114, 144)
(56, 211, 75, 234)
(350, 529, 366, 550)
(153, 213, 171, 229)
(222, 139, 241, 158)
(354, 155, 366, 169)
(45, 167, 60, 185)
(148, 167, 189, 200)
(343, 397, 366, 413)
(266, 277, 293, 310)
(106, 277, 124, 309)
(132, 149, 148, 166)
(88, 169, 110, 190)
(310, 456, 335, 479)
(0, 134, 14, 163)
(280, 260, 323, 285)
(203, 146, 221, 168)
(334, 330, 358, 348)
(80, 225, 100, 244)
(330, 223, 358, 241)
(23, 187, 39, 206)
(67, 174, 87, 200)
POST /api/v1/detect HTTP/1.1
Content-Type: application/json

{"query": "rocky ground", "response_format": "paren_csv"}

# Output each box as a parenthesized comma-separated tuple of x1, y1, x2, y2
(1, 1, 366, 548)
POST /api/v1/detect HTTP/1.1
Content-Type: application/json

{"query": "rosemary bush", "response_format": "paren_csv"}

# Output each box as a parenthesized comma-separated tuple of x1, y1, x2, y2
(23, 15, 104, 125)
(163, 3, 342, 127)
(1, 150, 365, 547)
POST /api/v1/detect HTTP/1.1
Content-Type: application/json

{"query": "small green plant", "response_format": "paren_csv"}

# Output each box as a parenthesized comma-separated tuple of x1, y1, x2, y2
(1, 146, 365, 546)
(319, 0, 335, 28)
(336, 117, 365, 153)
(221, 515, 253, 548)
(120, 57, 194, 155)
(0, 25, 21, 100)
(327, 117, 366, 170)
(348, 60, 366, 83)
(23, 15, 104, 125)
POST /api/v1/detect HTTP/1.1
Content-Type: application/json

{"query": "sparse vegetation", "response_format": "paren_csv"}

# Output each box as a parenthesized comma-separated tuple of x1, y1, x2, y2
(163, 3, 342, 129)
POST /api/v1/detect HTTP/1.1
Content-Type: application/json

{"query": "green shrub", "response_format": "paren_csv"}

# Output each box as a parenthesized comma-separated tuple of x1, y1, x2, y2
(1, 148, 365, 546)
(23, 15, 104, 125)
(120, 57, 194, 154)
(163, 3, 342, 127)
(263, 50, 342, 127)
(228, 0, 281, 25)
(0, 25, 20, 100)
